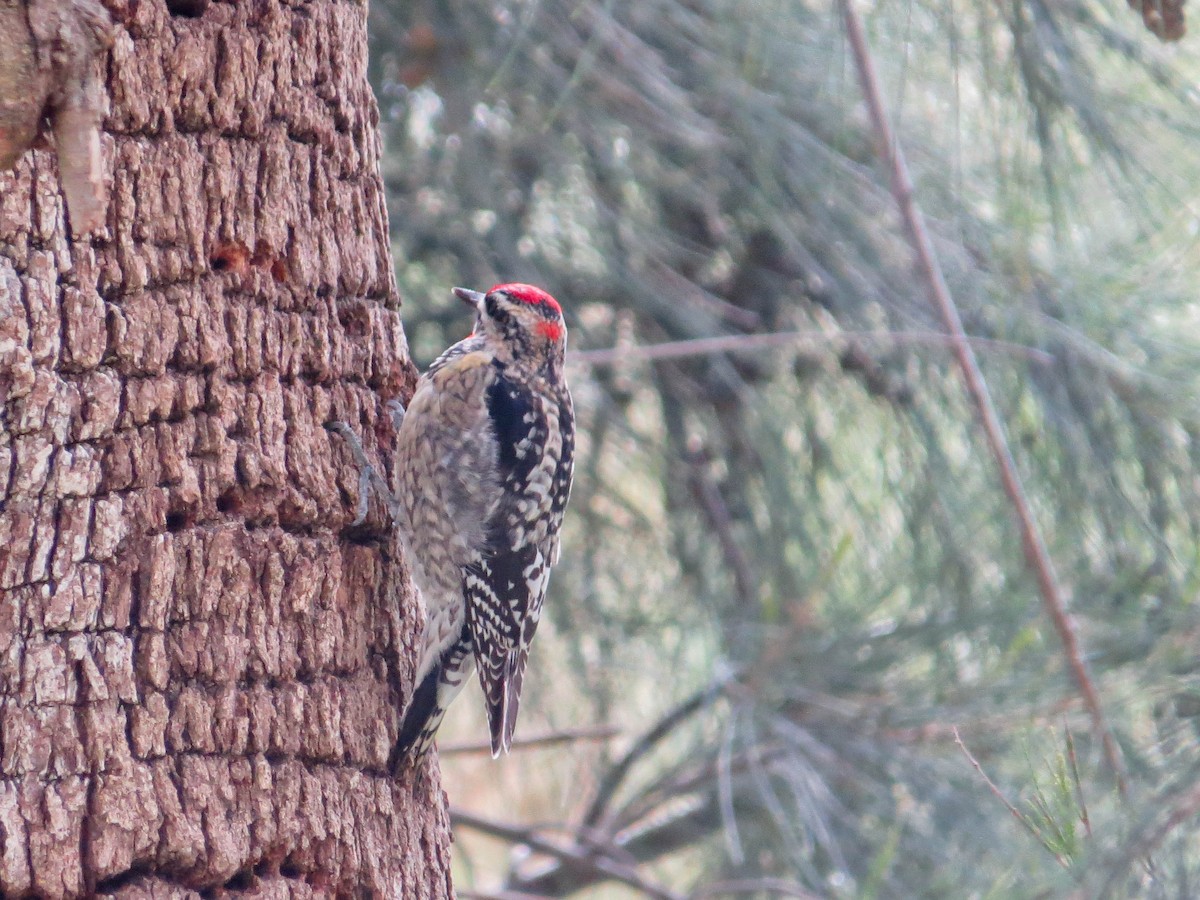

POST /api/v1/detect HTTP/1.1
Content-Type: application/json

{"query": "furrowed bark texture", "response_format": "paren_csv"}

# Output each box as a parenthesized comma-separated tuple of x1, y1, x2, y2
(0, 1, 452, 897)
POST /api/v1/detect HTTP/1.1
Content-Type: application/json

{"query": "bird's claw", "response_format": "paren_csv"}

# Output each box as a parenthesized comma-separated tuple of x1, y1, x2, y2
(325, 419, 400, 527)
(387, 399, 406, 432)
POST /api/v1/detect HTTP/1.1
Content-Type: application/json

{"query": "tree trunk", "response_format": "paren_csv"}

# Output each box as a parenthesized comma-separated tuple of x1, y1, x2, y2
(0, 1, 453, 896)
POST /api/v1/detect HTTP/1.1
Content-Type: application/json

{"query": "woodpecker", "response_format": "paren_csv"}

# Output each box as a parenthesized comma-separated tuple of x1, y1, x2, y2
(333, 284, 574, 768)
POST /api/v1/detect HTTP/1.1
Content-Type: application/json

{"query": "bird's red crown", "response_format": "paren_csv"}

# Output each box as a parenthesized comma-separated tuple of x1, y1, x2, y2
(490, 283, 563, 316)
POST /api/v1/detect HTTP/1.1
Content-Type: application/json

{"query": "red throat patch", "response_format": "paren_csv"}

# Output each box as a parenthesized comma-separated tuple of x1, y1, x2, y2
(535, 321, 564, 342)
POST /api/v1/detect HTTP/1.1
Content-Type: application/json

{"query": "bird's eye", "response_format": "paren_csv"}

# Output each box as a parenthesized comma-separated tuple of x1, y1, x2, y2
(485, 292, 506, 320)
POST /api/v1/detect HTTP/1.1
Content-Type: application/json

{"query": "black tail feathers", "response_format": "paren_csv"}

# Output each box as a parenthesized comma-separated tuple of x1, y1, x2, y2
(390, 666, 439, 773)
(481, 648, 528, 758)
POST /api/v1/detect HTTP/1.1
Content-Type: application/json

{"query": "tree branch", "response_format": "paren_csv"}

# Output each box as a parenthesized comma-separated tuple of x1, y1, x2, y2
(569, 329, 1054, 368)
(953, 727, 1069, 868)
(840, 0, 1126, 791)
(684, 443, 757, 612)
(1096, 780, 1200, 897)
(582, 675, 732, 829)
(438, 725, 620, 756)
(511, 743, 794, 896)
(451, 808, 685, 900)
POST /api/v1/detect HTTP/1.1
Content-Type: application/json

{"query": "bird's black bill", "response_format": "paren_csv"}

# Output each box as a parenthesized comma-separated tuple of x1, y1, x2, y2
(453, 286, 486, 308)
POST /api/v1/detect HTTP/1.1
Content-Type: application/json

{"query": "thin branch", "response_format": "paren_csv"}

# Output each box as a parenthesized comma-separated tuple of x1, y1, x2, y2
(614, 740, 789, 832)
(451, 807, 685, 900)
(953, 727, 1069, 869)
(840, 0, 1126, 791)
(716, 714, 744, 866)
(438, 725, 621, 755)
(515, 744, 786, 896)
(458, 891, 555, 900)
(685, 443, 757, 611)
(569, 328, 1055, 368)
(582, 675, 732, 828)
(1097, 781, 1200, 898)
(647, 258, 763, 331)
(515, 743, 799, 896)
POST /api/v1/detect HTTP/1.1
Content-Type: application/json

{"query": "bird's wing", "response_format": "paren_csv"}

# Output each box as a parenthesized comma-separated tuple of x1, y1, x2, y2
(465, 364, 573, 755)
(397, 346, 500, 689)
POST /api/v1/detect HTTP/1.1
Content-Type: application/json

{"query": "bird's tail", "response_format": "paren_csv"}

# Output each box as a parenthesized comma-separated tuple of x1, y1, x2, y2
(391, 639, 474, 772)
(476, 645, 530, 758)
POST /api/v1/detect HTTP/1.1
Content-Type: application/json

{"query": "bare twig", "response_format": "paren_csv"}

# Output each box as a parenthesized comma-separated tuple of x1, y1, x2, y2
(582, 675, 732, 828)
(840, 0, 1126, 791)
(647, 258, 763, 331)
(514, 743, 796, 896)
(953, 727, 1068, 869)
(716, 715, 744, 865)
(458, 891, 555, 900)
(438, 725, 620, 755)
(1097, 781, 1200, 898)
(684, 443, 757, 611)
(569, 329, 1054, 368)
(451, 807, 685, 900)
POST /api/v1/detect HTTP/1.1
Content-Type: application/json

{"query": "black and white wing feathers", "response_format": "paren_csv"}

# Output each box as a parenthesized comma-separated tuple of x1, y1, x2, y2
(464, 363, 574, 756)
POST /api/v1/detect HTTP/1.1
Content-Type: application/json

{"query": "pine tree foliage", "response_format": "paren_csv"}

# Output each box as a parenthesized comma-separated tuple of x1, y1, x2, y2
(369, 1, 1200, 895)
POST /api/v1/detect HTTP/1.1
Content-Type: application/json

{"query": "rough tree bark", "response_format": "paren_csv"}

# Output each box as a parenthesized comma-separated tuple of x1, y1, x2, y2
(0, 1, 454, 896)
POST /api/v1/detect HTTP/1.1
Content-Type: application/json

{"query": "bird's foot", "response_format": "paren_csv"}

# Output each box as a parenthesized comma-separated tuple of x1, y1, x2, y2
(387, 398, 406, 432)
(324, 420, 400, 526)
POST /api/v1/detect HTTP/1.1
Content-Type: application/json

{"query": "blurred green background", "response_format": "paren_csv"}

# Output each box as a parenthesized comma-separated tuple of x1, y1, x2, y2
(368, 1, 1200, 896)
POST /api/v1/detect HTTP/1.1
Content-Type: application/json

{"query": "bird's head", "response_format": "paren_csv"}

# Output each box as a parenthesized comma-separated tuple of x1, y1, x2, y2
(454, 283, 567, 366)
